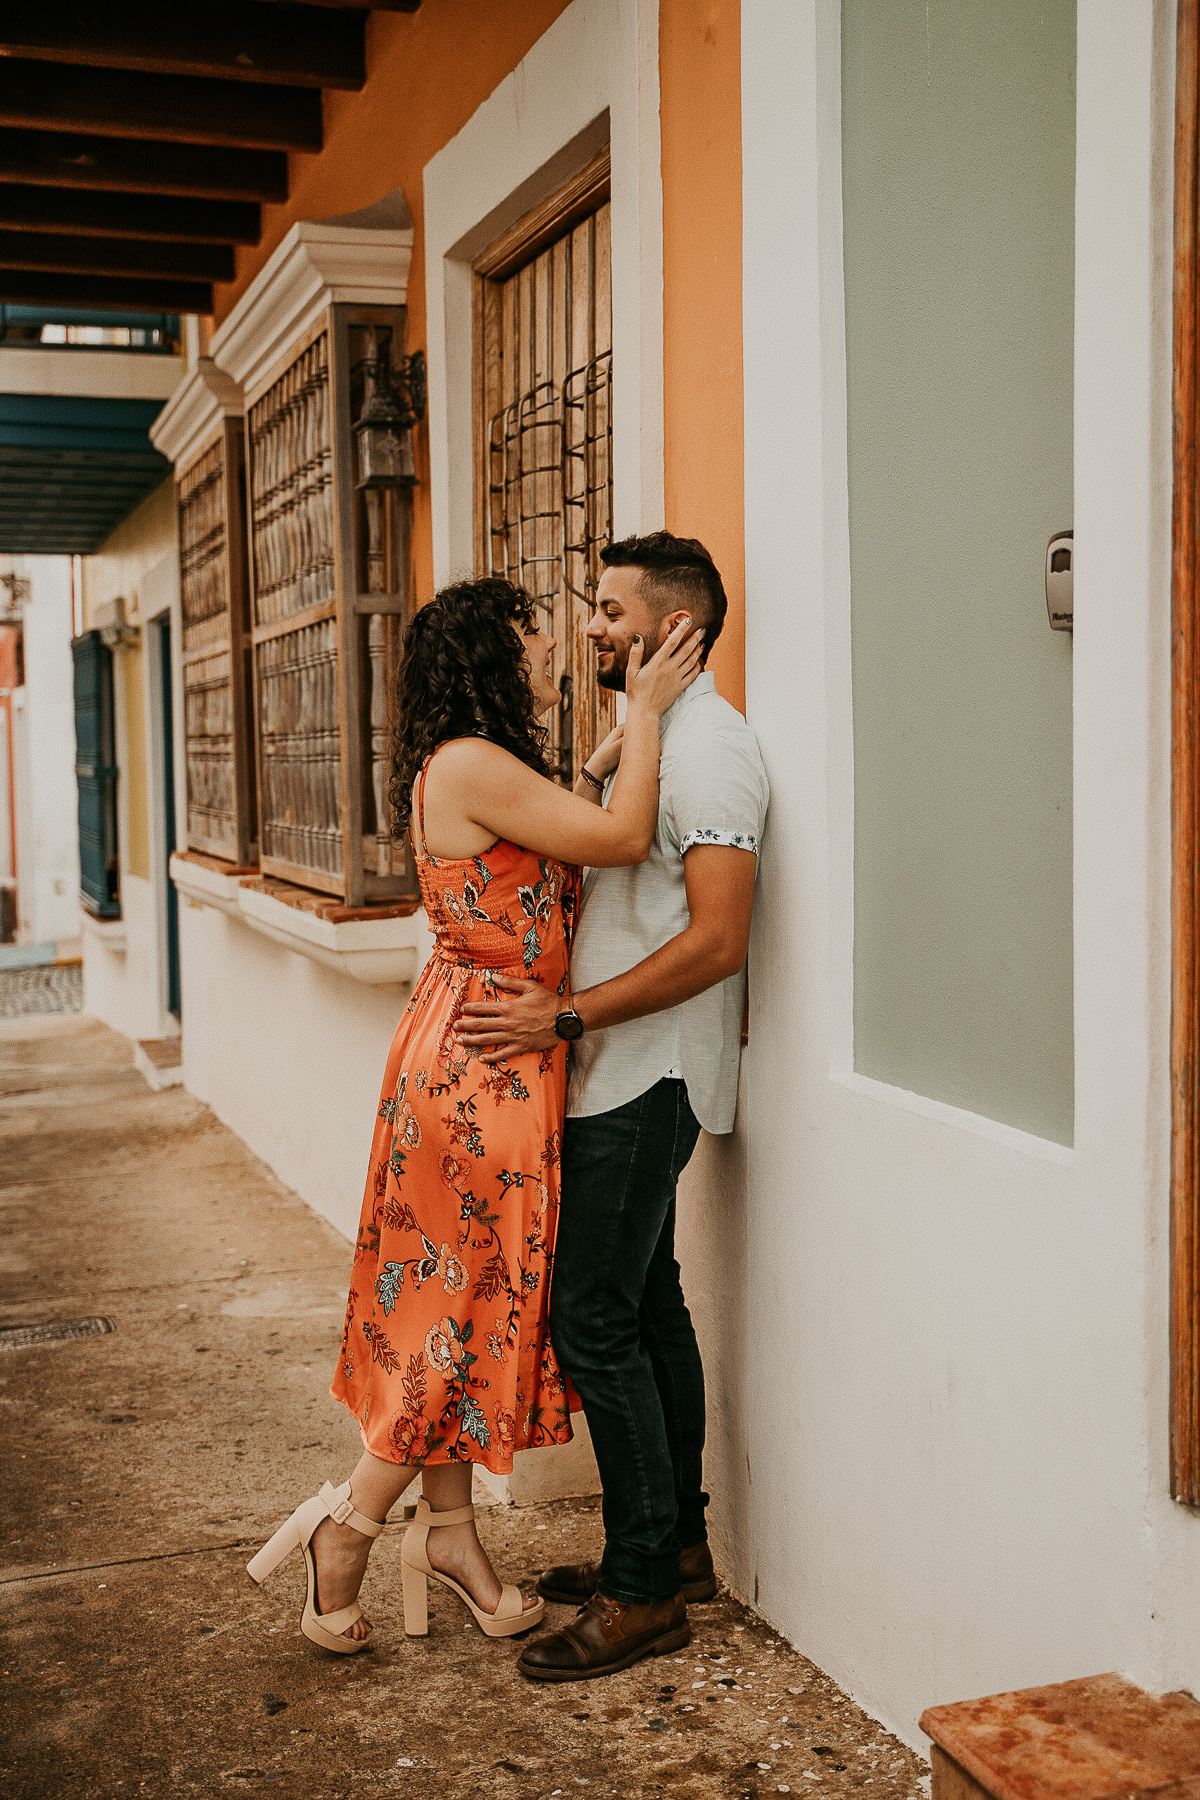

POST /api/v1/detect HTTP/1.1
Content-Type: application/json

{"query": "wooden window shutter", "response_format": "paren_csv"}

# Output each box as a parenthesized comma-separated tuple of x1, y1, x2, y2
(72, 630, 120, 919)
(245, 306, 419, 906)
(177, 417, 256, 866)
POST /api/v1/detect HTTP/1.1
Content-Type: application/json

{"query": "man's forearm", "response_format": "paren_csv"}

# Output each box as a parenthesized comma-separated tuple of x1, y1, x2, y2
(574, 926, 744, 1033)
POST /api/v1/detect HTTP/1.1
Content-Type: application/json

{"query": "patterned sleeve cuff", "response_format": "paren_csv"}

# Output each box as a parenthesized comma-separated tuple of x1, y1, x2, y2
(679, 828, 760, 857)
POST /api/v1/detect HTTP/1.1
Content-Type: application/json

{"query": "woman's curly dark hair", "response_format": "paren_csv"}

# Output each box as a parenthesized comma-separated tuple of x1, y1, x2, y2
(388, 575, 553, 838)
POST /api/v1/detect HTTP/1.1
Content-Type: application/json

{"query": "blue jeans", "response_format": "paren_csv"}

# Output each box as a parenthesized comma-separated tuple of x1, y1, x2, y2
(550, 1078, 708, 1604)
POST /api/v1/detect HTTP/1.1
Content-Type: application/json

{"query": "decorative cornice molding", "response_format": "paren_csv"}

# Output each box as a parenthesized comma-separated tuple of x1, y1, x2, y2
(209, 220, 414, 397)
(149, 357, 243, 469)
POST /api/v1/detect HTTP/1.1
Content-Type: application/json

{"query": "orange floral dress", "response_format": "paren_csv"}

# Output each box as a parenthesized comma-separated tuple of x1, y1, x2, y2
(330, 762, 580, 1474)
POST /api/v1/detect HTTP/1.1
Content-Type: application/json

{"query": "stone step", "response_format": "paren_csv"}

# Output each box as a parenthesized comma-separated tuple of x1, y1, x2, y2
(922, 1676, 1200, 1800)
(134, 1036, 183, 1091)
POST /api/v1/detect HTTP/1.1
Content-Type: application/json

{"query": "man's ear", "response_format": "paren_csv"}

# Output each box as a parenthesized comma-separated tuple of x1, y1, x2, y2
(658, 609, 691, 646)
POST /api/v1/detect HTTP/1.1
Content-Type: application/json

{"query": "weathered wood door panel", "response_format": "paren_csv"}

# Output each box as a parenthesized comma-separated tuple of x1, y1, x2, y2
(1172, 0, 1200, 1503)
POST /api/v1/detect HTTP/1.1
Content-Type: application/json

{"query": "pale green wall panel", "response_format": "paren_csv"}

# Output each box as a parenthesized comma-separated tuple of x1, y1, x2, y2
(843, 0, 1075, 1144)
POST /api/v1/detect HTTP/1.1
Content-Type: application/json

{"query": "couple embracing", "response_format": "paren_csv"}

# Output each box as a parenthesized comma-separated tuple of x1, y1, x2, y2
(247, 531, 769, 1682)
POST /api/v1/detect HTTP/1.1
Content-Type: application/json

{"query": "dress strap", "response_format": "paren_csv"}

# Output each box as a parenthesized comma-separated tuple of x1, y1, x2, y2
(413, 757, 433, 860)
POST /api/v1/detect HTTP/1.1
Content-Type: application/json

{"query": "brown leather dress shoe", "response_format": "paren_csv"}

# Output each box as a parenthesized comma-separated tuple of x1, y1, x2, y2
(517, 1590, 690, 1682)
(536, 1541, 718, 1606)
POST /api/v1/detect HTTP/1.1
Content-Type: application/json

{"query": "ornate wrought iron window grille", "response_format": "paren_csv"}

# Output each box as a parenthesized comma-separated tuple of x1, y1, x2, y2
(477, 160, 614, 788)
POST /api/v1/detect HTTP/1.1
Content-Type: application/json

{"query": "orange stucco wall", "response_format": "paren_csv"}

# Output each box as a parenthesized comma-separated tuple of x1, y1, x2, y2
(213, 0, 746, 709)
(212, 0, 574, 608)
(659, 0, 745, 712)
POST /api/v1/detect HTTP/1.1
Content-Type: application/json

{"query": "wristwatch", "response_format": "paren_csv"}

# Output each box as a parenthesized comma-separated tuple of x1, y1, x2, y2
(554, 1007, 586, 1042)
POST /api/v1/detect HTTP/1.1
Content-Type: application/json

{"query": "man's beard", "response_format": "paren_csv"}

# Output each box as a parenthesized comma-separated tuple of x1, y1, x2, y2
(596, 658, 625, 692)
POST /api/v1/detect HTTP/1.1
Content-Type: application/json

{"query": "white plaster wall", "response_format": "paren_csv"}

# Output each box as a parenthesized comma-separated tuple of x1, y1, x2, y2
(717, 0, 1189, 1754)
(179, 899, 404, 1241)
(0, 348, 184, 402)
(82, 875, 163, 1042)
(12, 557, 79, 943)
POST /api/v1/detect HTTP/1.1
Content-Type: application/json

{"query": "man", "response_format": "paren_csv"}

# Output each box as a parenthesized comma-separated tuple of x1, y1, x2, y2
(455, 531, 769, 1680)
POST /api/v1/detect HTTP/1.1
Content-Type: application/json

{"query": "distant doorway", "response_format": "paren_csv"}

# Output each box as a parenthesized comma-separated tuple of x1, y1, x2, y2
(157, 616, 180, 1021)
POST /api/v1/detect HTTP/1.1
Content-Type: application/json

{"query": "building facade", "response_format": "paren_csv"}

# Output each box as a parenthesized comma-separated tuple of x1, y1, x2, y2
(55, 0, 1200, 1757)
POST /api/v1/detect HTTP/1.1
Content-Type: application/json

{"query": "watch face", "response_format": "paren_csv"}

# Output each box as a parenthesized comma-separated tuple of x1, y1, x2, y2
(555, 1010, 585, 1041)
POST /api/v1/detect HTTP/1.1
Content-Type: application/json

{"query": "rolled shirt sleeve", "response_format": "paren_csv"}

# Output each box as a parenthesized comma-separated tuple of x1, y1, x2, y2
(663, 725, 769, 861)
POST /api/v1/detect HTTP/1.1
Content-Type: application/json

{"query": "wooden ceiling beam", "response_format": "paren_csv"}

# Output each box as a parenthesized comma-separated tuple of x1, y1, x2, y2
(0, 60, 322, 152)
(0, 3, 365, 92)
(0, 183, 259, 245)
(0, 270, 212, 314)
(0, 229, 235, 283)
(0, 130, 288, 203)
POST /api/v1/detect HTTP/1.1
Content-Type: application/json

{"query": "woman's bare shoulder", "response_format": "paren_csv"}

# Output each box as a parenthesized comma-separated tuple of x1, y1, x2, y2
(422, 739, 544, 820)
(427, 737, 532, 780)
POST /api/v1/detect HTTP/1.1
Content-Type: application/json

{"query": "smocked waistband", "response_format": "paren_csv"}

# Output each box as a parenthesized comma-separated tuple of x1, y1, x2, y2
(430, 945, 532, 974)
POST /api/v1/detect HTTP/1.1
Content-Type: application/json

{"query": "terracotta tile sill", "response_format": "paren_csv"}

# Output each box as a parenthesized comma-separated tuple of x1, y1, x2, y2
(922, 1676, 1200, 1800)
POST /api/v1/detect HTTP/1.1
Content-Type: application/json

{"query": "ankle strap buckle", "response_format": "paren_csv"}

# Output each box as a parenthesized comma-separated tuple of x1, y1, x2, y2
(327, 1493, 355, 1526)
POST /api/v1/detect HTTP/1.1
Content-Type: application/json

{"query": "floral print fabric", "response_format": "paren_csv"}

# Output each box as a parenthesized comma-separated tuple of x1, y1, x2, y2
(331, 811, 580, 1474)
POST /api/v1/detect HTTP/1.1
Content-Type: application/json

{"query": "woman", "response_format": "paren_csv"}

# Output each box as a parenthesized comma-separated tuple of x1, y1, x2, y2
(247, 575, 701, 1652)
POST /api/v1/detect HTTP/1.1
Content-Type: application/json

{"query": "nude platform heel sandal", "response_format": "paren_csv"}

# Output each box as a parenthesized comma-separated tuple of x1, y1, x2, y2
(246, 1479, 386, 1655)
(400, 1498, 544, 1639)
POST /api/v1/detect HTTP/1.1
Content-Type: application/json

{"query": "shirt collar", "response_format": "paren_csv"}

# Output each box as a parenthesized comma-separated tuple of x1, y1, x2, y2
(659, 669, 716, 736)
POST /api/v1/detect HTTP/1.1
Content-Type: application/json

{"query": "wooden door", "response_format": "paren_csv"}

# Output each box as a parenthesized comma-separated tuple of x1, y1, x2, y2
(1173, 0, 1200, 1503)
(474, 149, 615, 784)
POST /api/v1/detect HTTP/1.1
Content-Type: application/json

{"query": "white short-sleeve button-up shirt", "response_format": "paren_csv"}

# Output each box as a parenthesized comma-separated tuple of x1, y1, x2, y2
(566, 671, 769, 1135)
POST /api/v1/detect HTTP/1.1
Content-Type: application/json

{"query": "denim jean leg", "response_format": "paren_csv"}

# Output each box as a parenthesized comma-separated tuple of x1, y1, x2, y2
(639, 1186, 710, 1550)
(552, 1083, 691, 1603)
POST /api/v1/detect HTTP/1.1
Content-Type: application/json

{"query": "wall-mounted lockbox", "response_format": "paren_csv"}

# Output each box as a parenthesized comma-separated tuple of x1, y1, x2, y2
(1046, 530, 1073, 630)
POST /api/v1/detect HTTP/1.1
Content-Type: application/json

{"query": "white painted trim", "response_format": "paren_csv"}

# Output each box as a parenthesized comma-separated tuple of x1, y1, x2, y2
(209, 220, 413, 396)
(134, 1040, 184, 1091)
(80, 912, 126, 954)
(831, 1069, 1075, 1167)
(422, 0, 663, 589)
(169, 853, 243, 917)
(150, 358, 243, 468)
(815, 0, 856, 1082)
(0, 348, 184, 402)
(236, 884, 427, 987)
(171, 852, 433, 988)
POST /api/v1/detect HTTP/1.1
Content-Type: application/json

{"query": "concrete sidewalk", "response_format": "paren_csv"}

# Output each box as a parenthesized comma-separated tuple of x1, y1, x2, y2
(0, 1014, 927, 1800)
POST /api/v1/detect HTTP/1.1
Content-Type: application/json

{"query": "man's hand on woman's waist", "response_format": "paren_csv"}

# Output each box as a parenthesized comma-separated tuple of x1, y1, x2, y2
(453, 844, 757, 1066)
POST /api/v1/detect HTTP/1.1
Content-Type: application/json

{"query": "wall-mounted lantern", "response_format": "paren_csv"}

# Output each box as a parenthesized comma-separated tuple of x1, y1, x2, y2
(95, 594, 140, 651)
(353, 342, 426, 490)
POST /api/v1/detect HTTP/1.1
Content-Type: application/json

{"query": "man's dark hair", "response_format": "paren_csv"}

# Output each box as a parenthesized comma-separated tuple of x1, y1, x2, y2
(600, 531, 728, 659)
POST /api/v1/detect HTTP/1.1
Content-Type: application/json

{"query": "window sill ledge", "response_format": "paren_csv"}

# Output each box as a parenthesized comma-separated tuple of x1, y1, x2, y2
(170, 853, 430, 989)
(81, 912, 127, 954)
(170, 851, 254, 919)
